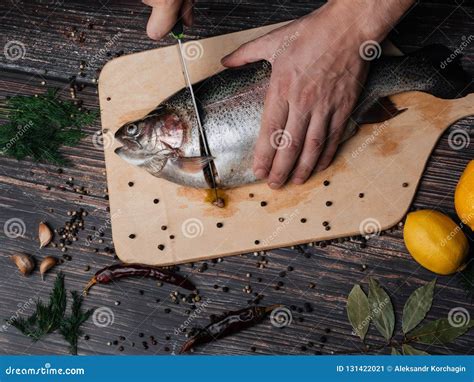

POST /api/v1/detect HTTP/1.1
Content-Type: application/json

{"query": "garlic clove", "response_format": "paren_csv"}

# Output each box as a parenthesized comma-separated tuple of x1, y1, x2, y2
(40, 256, 59, 280)
(38, 221, 53, 249)
(11, 253, 35, 276)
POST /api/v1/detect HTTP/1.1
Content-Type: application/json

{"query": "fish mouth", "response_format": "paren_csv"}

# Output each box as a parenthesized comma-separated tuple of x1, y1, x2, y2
(115, 136, 143, 151)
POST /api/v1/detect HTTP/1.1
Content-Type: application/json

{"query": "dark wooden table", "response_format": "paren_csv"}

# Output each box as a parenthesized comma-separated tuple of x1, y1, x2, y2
(0, 0, 473, 356)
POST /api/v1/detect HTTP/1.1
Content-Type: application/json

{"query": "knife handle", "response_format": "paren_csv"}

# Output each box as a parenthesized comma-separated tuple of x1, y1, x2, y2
(171, 20, 184, 40)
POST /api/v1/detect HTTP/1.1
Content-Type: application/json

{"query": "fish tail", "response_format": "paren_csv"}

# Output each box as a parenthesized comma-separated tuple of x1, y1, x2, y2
(411, 44, 471, 96)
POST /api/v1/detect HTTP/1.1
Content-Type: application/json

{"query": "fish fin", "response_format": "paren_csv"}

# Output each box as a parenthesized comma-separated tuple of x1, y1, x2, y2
(381, 39, 404, 57)
(355, 97, 407, 125)
(411, 44, 471, 95)
(143, 156, 168, 177)
(171, 156, 214, 174)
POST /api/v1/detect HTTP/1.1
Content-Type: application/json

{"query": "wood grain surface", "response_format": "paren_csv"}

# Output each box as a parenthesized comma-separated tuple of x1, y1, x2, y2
(0, 0, 473, 356)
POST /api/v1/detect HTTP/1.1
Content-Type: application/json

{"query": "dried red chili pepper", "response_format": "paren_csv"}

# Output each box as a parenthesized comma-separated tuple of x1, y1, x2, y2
(83, 263, 195, 294)
(180, 305, 279, 353)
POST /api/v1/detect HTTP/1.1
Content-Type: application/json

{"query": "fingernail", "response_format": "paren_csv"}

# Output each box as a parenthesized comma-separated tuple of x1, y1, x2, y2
(292, 177, 305, 185)
(315, 163, 327, 172)
(268, 182, 281, 189)
(254, 169, 267, 179)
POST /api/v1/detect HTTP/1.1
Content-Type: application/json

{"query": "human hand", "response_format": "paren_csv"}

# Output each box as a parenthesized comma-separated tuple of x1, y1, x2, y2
(143, 0, 194, 40)
(222, 0, 414, 189)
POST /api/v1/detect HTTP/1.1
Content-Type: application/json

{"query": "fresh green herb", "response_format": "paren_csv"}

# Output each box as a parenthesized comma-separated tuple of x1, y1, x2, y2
(11, 272, 67, 341)
(59, 291, 94, 355)
(0, 89, 97, 165)
(345, 278, 473, 355)
(10, 272, 94, 354)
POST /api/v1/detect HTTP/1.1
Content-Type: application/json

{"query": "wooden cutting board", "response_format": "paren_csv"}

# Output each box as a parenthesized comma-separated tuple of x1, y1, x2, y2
(98, 22, 474, 266)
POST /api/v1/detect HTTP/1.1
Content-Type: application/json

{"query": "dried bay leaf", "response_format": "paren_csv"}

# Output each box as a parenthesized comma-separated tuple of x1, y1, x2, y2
(368, 278, 395, 342)
(402, 344, 429, 355)
(402, 279, 436, 334)
(347, 284, 370, 340)
(408, 318, 474, 345)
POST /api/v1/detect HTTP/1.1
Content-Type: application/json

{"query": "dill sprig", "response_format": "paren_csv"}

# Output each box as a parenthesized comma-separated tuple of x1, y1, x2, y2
(0, 89, 97, 165)
(11, 272, 67, 341)
(59, 291, 94, 355)
(10, 273, 94, 355)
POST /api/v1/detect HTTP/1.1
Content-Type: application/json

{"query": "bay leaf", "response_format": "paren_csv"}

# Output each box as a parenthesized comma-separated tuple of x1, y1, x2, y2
(402, 279, 436, 334)
(368, 278, 395, 342)
(408, 318, 474, 345)
(346, 284, 370, 340)
(402, 344, 429, 355)
(391, 347, 401, 355)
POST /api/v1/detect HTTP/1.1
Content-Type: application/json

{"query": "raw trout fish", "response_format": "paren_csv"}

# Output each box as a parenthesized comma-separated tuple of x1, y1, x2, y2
(115, 45, 469, 189)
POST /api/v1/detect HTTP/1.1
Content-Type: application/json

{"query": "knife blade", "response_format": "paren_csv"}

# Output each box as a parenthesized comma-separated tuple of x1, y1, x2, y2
(170, 21, 223, 207)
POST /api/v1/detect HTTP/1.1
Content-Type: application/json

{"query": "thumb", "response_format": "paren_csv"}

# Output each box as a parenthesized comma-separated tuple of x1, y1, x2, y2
(145, 1, 183, 40)
(221, 37, 269, 67)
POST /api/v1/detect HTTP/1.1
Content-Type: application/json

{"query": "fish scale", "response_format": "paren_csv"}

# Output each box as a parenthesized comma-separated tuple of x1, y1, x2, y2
(114, 44, 470, 189)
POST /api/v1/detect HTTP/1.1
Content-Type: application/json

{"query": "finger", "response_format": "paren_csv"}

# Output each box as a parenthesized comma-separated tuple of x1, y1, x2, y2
(145, 0, 183, 40)
(181, 0, 194, 26)
(221, 36, 271, 67)
(253, 85, 289, 180)
(315, 110, 348, 172)
(290, 112, 329, 184)
(266, 107, 310, 189)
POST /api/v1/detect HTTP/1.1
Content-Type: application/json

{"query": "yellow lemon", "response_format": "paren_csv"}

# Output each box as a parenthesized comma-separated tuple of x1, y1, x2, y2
(403, 210, 469, 275)
(455, 160, 474, 231)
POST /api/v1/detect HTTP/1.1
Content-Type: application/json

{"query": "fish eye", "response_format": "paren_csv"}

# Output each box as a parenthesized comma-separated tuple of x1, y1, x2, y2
(126, 123, 140, 137)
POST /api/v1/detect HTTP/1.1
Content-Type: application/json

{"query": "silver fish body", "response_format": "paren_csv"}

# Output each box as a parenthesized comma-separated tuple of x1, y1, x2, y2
(114, 45, 469, 188)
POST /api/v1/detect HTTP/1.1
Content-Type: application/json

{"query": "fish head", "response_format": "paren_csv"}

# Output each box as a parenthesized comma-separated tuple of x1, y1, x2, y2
(114, 108, 186, 167)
